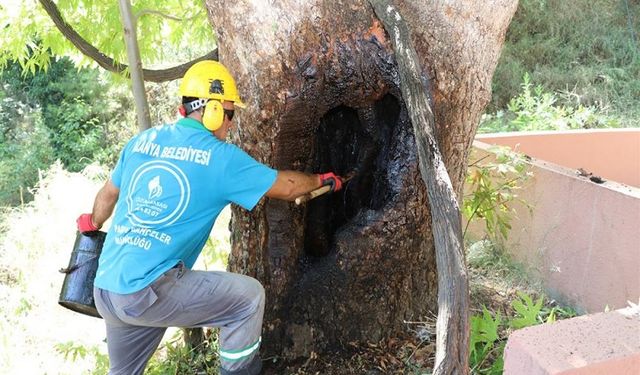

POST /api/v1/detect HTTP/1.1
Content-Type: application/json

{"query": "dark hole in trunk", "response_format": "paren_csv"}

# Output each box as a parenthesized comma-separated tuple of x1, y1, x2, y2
(304, 93, 400, 257)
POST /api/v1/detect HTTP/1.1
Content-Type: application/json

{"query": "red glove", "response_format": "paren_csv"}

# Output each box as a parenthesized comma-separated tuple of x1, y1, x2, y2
(319, 172, 343, 192)
(76, 213, 99, 233)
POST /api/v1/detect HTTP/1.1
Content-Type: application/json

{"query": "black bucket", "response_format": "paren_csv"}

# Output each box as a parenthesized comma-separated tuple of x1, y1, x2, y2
(58, 231, 106, 318)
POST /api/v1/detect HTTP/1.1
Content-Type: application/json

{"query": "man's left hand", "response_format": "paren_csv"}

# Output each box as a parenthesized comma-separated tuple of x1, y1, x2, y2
(76, 213, 99, 233)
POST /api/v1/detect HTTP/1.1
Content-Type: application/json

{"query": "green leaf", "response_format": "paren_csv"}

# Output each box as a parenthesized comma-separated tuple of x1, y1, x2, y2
(510, 292, 543, 329)
(470, 306, 502, 355)
(546, 307, 557, 323)
(0, 0, 215, 74)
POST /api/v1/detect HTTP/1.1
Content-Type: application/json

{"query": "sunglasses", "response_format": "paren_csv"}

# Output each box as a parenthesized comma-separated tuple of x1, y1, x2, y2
(224, 109, 235, 121)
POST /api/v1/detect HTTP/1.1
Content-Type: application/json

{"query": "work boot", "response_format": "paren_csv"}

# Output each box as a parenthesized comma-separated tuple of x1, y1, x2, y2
(219, 355, 262, 375)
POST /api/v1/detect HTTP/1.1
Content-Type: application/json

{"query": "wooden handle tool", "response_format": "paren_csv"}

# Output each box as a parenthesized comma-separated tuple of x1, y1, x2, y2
(295, 185, 332, 205)
(294, 173, 355, 205)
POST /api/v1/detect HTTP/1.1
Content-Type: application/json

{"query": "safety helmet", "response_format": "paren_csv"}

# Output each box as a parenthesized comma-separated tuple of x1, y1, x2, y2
(178, 60, 245, 108)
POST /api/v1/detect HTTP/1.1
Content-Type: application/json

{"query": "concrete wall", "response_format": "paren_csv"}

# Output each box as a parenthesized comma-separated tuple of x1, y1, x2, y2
(477, 129, 640, 188)
(468, 136, 640, 313)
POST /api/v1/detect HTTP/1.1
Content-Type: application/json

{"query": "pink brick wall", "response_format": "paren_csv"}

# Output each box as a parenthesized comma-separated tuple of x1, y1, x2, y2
(469, 135, 640, 312)
(477, 129, 640, 188)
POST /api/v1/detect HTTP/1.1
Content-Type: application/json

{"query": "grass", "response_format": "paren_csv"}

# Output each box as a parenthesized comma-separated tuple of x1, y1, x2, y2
(490, 0, 639, 127)
(467, 239, 544, 314)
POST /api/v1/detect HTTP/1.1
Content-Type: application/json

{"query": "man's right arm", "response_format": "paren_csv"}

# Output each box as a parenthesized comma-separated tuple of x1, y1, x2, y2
(265, 171, 342, 202)
(222, 144, 342, 206)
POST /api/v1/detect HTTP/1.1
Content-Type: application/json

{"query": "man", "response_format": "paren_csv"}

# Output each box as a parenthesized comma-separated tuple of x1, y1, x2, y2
(76, 60, 342, 375)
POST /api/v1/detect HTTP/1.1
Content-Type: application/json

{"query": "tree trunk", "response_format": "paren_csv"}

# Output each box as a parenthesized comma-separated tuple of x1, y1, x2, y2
(204, 0, 517, 365)
(181, 327, 205, 350)
(369, 2, 470, 373)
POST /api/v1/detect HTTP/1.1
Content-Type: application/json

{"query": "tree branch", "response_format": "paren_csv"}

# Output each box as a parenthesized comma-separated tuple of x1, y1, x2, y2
(38, 0, 217, 82)
(368, 1, 470, 374)
(136, 9, 197, 22)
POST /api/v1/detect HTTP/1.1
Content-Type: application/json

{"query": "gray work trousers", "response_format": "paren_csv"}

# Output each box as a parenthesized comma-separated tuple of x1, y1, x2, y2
(93, 262, 264, 375)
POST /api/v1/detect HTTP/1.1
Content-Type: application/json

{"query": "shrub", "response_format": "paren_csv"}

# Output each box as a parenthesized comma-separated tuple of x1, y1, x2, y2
(0, 108, 55, 205)
(481, 73, 621, 133)
(463, 146, 532, 244)
(0, 58, 135, 205)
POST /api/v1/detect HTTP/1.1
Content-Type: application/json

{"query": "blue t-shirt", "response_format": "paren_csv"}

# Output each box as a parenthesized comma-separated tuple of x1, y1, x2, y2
(94, 118, 277, 294)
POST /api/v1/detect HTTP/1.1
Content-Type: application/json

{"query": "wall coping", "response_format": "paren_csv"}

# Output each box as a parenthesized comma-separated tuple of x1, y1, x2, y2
(504, 305, 640, 374)
(472, 139, 640, 199)
(477, 128, 640, 138)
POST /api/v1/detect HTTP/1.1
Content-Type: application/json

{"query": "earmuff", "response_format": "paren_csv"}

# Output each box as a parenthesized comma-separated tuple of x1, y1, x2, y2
(202, 100, 224, 131)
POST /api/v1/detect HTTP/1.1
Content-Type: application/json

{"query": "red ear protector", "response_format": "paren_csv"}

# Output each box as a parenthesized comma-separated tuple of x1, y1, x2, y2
(178, 105, 187, 117)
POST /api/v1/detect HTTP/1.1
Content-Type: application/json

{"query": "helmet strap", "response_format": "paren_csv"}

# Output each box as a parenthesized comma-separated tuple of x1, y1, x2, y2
(184, 99, 208, 115)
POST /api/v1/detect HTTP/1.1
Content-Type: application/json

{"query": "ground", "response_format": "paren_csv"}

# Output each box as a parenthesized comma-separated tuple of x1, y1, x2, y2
(260, 240, 547, 375)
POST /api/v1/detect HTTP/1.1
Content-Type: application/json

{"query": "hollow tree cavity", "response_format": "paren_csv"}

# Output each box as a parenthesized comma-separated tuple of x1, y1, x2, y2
(204, 0, 518, 364)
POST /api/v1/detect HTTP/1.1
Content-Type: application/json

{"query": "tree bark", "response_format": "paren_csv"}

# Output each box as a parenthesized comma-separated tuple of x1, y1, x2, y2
(181, 327, 205, 350)
(369, 1, 469, 373)
(204, 0, 517, 368)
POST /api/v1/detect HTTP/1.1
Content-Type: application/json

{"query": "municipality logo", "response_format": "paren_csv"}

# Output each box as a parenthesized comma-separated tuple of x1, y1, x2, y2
(148, 176, 163, 200)
(127, 161, 191, 227)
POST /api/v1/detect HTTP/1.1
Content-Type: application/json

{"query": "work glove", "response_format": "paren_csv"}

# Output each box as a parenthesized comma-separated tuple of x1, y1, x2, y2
(319, 172, 343, 192)
(76, 213, 99, 234)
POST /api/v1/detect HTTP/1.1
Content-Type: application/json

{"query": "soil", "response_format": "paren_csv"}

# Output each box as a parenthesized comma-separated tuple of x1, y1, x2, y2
(263, 332, 434, 375)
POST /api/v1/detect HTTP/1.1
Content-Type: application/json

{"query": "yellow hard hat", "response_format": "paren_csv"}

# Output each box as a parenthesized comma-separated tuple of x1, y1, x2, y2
(178, 60, 246, 108)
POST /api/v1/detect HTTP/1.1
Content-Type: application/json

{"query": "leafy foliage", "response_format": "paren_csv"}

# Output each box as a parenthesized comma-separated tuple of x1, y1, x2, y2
(0, 57, 135, 205)
(469, 292, 577, 374)
(0, 0, 208, 207)
(55, 341, 110, 373)
(463, 146, 532, 244)
(490, 0, 639, 126)
(469, 307, 503, 374)
(0, 0, 214, 72)
(202, 234, 230, 270)
(467, 239, 580, 373)
(146, 330, 221, 375)
(0, 111, 55, 205)
(56, 327, 222, 374)
(481, 73, 621, 133)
